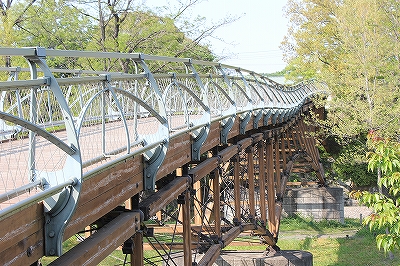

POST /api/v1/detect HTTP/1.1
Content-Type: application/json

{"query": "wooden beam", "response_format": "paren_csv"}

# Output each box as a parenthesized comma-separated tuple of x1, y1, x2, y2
(237, 137, 253, 151)
(49, 212, 141, 266)
(218, 145, 238, 163)
(140, 176, 188, 220)
(188, 157, 219, 183)
(197, 244, 220, 266)
(222, 226, 242, 246)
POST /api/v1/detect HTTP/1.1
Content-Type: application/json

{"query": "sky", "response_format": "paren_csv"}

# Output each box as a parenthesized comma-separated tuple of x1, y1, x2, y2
(149, 0, 289, 74)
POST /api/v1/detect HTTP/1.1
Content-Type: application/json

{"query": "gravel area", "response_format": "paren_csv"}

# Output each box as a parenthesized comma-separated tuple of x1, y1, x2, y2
(344, 205, 372, 220)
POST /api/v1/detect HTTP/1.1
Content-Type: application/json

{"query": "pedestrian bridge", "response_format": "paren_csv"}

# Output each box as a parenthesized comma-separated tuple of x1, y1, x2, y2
(0, 47, 327, 265)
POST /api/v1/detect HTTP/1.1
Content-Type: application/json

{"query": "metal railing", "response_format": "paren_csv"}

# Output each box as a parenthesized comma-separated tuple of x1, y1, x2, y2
(0, 47, 325, 220)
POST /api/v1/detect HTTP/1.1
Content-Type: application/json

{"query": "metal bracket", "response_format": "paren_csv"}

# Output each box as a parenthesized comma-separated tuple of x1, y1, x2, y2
(271, 110, 280, 125)
(192, 124, 209, 161)
(253, 109, 263, 129)
(143, 142, 168, 191)
(44, 178, 81, 256)
(239, 112, 251, 135)
(220, 115, 235, 144)
(263, 109, 272, 126)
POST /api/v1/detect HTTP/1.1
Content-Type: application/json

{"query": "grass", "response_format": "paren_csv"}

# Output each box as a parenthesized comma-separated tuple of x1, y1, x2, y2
(280, 214, 362, 233)
(41, 216, 400, 266)
(277, 228, 400, 266)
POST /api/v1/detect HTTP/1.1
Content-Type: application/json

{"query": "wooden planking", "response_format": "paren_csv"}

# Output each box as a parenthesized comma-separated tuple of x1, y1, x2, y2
(0, 202, 43, 255)
(65, 155, 144, 239)
(50, 212, 141, 266)
(157, 133, 192, 179)
(0, 203, 44, 266)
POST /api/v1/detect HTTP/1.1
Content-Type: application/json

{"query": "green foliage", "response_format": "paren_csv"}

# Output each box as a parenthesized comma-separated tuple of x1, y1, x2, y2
(0, 0, 217, 70)
(283, 0, 400, 140)
(351, 133, 400, 253)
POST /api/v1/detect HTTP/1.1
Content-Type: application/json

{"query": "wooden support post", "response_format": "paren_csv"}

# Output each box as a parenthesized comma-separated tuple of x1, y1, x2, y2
(258, 141, 267, 224)
(266, 138, 276, 236)
(281, 133, 287, 173)
(296, 123, 307, 151)
(180, 164, 192, 266)
(211, 169, 221, 237)
(233, 154, 241, 224)
(182, 189, 192, 266)
(130, 194, 142, 266)
(246, 146, 256, 220)
(132, 232, 143, 266)
(287, 130, 293, 157)
(194, 180, 202, 225)
(274, 136, 281, 197)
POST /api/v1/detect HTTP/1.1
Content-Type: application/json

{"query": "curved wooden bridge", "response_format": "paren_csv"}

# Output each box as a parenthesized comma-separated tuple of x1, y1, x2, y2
(0, 47, 326, 265)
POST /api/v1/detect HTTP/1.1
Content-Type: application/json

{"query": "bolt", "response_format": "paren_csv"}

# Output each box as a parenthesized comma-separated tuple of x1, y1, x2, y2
(49, 231, 55, 238)
(27, 246, 32, 257)
(49, 249, 55, 256)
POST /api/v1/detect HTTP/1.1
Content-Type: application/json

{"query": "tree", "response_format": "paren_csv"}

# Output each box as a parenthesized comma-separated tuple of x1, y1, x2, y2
(283, 0, 400, 187)
(0, 0, 37, 66)
(351, 131, 400, 253)
(283, 0, 400, 139)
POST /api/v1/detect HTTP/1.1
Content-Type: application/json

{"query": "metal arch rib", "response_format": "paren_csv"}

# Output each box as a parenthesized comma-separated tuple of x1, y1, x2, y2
(0, 111, 76, 155)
